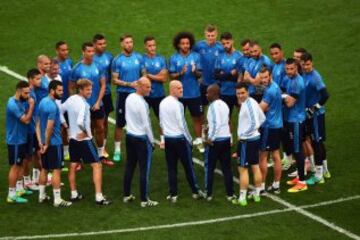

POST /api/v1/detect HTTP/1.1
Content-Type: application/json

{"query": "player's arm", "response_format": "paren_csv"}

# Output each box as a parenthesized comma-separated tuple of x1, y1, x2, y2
(93, 76, 106, 111)
(35, 118, 42, 148)
(41, 119, 54, 153)
(259, 101, 269, 112)
(147, 69, 168, 83)
(244, 71, 261, 85)
(19, 97, 35, 124)
(138, 104, 154, 144)
(308, 88, 329, 115)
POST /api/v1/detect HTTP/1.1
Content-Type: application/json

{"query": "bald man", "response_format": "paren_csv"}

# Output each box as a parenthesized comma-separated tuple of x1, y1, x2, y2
(123, 77, 158, 208)
(159, 80, 205, 203)
(204, 84, 235, 201)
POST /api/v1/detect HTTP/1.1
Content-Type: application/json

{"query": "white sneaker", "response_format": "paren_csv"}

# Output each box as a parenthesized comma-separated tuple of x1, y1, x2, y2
(39, 194, 51, 203)
(193, 138, 205, 153)
(141, 199, 159, 207)
(123, 194, 136, 203)
(192, 190, 206, 199)
(25, 182, 39, 191)
(288, 170, 298, 178)
(166, 195, 178, 203)
(53, 199, 72, 207)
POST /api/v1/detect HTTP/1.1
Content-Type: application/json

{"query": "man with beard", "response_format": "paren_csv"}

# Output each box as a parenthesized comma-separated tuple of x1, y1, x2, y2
(111, 34, 145, 162)
(215, 32, 242, 120)
(93, 34, 114, 159)
(6, 81, 34, 203)
(36, 81, 72, 207)
(193, 24, 224, 106)
(70, 42, 111, 166)
(243, 41, 273, 102)
(169, 31, 204, 153)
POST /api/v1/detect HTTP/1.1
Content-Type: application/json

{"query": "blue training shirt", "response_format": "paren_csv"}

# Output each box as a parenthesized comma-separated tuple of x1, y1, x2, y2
(111, 52, 144, 93)
(38, 96, 62, 146)
(94, 51, 113, 96)
(34, 76, 50, 103)
(281, 74, 306, 123)
(261, 81, 283, 128)
(302, 69, 326, 115)
(193, 40, 224, 86)
(272, 59, 286, 87)
(143, 54, 167, 98)
(169, 51, 202, 99)
(246, 55, 273, 95)
(6, 97, 29, 145)
(58, 58, 73, 102)
(71, 61, 104, 107)
(214, 50, 243, 96)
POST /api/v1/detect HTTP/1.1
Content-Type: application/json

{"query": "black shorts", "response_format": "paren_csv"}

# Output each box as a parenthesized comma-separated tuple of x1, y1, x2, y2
(69, 139, 100, 164)
(116, 92, 131, 128)
(237, 138, 260, 167)
(220, 95, 238, 116)
(284, 121, 305, 154)
(8, 144, 27, 165)
(90, 105, 105, 120)
(103, 93, 114, 116)
(41, 145, 64, 170)
(260, 127, 281, 151)
(145, 96, 164, 119)
(26, 133, 40, 156)
(179, 97, 204, 117)
(200, 84, 209, 106)
(310, 113, 326, 143)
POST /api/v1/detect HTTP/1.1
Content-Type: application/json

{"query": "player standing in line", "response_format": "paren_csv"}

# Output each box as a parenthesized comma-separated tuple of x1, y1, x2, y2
(193, 24, 224, 106)
(93, 34, 114, 159)
(204, 84, 235, 202)
(169, 32, 204, 153)
(36, 81, 72, 207)
(22, 69, 42, 191)
(142, 36, 168, 147)
(239, 39, 251, 70)
(159, 80, 205, 203)
(112, 34, 145, 162)
(123, 77, 158, 207)
(258, 68, 283, 195)
(281, 58, 308, 193)
(55, 41, 73, 162)
(214, 31, 242, 141)
(233, 83, 265, 206)
(243, 41, 273, 102)
(301, 53, 331, 182)
(35, 55, 52, 102)
(6, 81, 34, 203)
(70, 42, 112, 166)
(61, 79, 111, 205)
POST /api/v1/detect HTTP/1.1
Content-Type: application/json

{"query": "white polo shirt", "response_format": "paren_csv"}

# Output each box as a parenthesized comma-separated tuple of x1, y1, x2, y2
(207, 99, 231, 141)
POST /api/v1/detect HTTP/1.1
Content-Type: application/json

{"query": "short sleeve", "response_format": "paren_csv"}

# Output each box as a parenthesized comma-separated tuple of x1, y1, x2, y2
(169, 56, 176, 73)
(8, 101, 24, 119)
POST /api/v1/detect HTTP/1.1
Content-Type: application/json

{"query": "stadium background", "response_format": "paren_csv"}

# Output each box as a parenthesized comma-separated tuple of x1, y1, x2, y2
(0, 0, 359, 239)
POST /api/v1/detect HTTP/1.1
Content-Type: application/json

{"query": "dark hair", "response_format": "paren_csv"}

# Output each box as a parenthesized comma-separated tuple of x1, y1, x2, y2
(50, 58, 59, 65)
(259, 66, 271, 74)
(249, 40, 259, 47)
(120, 34, 133, 42)
(205, 24, 217, 32)
(236, 82, 249, 91)
(55, 41, 66, 49)
(172, 31, 195, 51)
(16, 81, 30, 90)
(48, 80, 62, 92)
(27, 68, 41, 79)
(286, 58, 296, 65)
(240, 38, 251, 47)
(220, 32, 233, 40)
(295, 47, 307, 54)
(301, 52, 313, 62)
(270, 43, 282, 50)
(82, 42, 94, 51)
(93, 33, 105, 43)
(144, 35, 155, 44)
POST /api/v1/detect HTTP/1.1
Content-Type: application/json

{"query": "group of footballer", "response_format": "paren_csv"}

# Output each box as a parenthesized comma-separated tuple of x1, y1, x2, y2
(5, 24, 330, 207)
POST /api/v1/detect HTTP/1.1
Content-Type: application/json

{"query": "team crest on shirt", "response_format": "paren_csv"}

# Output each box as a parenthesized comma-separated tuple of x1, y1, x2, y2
(154, 61, 160, 68)
(232, 59, 236, 65)
(176, 61, 181, 67)
(214, 50, 219, 56)
(134, 59, 139, 65)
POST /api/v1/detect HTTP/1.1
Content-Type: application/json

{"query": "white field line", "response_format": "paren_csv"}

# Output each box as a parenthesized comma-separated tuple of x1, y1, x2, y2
(0, 195, 359, 240)
(1, 65, 360, 240)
